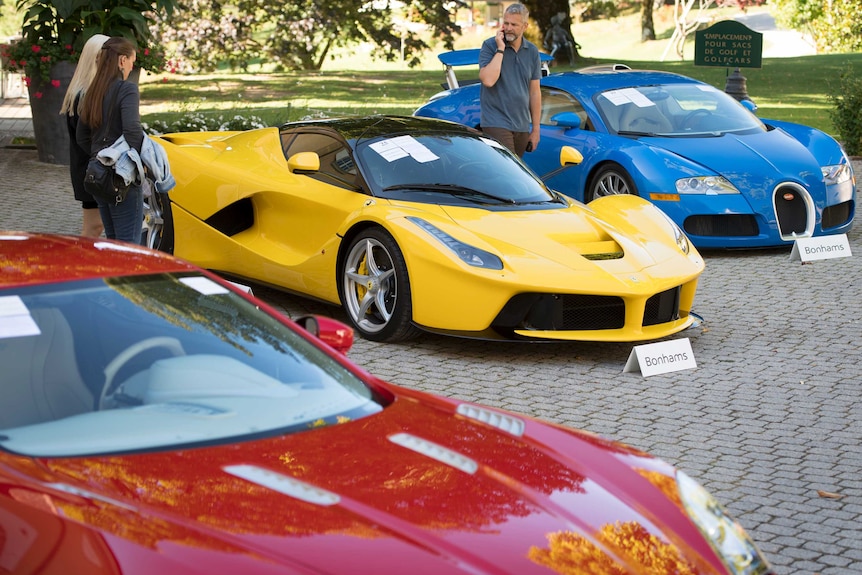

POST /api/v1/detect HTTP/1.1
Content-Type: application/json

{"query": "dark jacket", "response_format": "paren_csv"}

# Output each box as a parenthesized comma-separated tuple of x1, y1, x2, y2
(76, 80, 144, 157)
(66, 93, 90, 202)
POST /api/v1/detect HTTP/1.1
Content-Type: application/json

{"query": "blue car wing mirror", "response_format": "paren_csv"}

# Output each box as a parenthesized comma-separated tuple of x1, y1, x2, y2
(551, 112, 582, 129)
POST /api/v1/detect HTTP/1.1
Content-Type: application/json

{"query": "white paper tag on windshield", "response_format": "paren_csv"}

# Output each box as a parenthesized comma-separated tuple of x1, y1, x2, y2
(481, 137, 506, 149)
(181, 276, 230, 295)
(0, 295, 41, 339)
(604, 87, 655, 107)
(370, 135, 439, 163)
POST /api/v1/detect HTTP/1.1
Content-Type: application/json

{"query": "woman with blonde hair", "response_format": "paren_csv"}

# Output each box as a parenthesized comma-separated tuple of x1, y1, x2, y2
(61, 34, 110, 238)
(76, 37, 144, 244)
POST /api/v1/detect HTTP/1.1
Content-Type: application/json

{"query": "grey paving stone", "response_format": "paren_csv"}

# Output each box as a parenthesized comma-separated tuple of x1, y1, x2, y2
(2, 145, 861, 575)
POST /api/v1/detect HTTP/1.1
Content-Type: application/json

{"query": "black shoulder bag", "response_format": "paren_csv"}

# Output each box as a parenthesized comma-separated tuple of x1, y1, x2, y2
(83, 86, 130, 204)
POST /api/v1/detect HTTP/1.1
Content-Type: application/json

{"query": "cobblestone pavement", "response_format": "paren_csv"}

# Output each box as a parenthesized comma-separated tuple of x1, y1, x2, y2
(1, 146, 860, 575)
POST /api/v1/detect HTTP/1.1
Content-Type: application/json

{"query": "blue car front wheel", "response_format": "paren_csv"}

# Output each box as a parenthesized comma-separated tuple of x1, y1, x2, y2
(588, 164, 637, 202)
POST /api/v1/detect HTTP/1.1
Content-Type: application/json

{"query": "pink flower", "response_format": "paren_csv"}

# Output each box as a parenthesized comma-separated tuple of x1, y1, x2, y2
(162, 77, 168, 83)
(51, 79, 60, 88)
(34, 91, 43, 99)
(24, 77, 31, 86)
(65, 44, 72, 51)
(31, 45, 41, 53)
(144, 48, 150, 56)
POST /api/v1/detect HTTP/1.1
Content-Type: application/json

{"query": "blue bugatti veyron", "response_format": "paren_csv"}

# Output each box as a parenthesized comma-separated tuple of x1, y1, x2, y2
(415, 58, 855, 249)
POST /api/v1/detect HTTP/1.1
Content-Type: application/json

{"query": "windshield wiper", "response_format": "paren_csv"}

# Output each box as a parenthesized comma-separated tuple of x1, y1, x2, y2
(381, 183, 517, 204)
(617, 130, 662, 137)
(618, 130, 722, 138)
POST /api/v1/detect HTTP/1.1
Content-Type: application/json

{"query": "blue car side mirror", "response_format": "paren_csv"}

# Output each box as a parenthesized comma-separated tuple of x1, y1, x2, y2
(550, 112, 582, 129)
(740, 99, 758, 113)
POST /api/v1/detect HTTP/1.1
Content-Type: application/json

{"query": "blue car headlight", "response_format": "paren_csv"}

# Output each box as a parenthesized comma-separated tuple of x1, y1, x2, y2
(407, 217, 503, 270)
(822, 163, 853, 186)
(677, 471, 773, 575)
(675, 176, 740, 195)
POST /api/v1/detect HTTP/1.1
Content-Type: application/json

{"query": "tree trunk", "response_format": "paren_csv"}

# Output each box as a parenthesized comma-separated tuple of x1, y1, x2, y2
(525, 0, 580, 64)
(642, 0, 656, 41)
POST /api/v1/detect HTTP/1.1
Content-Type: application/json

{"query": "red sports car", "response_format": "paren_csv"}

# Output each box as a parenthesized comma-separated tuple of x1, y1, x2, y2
(0, 232, 772, 574)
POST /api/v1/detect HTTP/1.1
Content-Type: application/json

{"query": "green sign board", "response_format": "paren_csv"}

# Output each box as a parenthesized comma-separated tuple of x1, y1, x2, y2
(694, 20, 762, 68)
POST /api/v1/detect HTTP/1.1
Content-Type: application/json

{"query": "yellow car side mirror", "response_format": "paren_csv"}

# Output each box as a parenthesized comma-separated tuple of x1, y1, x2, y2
(288, 152, 321, 174)
(560, 146, 583, 167)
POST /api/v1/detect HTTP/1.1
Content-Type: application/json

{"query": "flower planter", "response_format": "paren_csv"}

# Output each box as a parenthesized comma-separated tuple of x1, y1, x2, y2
(27, 60, 76, 165)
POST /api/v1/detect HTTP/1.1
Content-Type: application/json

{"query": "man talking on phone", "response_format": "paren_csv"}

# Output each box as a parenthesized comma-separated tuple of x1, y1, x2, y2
(478, 3, 542, 158)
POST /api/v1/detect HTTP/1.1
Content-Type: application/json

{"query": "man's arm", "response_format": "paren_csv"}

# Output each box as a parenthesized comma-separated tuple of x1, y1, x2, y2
(528, 78, 541, 150)
(479, 30, 506, 87)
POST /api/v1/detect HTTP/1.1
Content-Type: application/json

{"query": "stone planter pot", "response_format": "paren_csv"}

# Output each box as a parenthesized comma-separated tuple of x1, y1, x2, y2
(27, 60, 76, 165)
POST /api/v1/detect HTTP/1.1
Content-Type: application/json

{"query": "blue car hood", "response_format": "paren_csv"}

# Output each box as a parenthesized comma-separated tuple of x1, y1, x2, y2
(648, 128, 824, 200)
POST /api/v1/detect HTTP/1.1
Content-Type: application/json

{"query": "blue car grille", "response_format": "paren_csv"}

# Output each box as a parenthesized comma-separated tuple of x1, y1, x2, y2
(774, 185, 809, 236)
(683, 214, 758, 237)
(821, 200, 854, 229)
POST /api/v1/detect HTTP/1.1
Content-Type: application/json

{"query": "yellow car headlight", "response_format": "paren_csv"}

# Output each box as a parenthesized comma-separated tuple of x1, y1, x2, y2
(407, 217, 503, 270)
(657, 209, 691, 254)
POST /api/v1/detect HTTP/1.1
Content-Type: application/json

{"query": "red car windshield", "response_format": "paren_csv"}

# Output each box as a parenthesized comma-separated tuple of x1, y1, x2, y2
(0, 273, 381, 457)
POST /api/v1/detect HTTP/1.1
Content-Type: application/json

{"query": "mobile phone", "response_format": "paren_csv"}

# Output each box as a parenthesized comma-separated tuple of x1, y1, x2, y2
(526, 141, 533, 153)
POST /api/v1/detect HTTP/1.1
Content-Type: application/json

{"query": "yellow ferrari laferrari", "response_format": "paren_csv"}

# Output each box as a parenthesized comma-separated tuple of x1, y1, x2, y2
(147, 116, 704, 342)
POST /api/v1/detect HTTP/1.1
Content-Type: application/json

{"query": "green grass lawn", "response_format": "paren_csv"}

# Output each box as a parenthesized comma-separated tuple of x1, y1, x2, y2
(138, 6, 862, 137)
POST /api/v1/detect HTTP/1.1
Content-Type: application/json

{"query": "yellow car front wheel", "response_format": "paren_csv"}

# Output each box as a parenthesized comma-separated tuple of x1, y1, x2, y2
(340, 228, 421, 342)
(143, 188, 174, 254)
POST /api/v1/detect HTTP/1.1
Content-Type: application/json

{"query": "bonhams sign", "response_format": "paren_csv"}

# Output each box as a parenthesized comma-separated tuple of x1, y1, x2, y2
(694, 20, 762, 69)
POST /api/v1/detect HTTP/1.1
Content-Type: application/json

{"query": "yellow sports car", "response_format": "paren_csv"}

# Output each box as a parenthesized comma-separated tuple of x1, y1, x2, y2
(147, 116, 704, 342)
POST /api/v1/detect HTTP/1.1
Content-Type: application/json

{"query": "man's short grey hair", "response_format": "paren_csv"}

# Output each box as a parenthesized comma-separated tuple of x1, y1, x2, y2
(505, 3, 529, 20)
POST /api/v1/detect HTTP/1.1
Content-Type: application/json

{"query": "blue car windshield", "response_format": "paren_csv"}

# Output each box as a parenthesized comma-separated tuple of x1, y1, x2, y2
(355, 132, 557, 205)
(596, 83, 765, 136)
(0, 274, 382, 457)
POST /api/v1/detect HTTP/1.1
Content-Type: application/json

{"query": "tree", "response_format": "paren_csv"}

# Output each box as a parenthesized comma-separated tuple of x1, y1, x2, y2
(641, 0, 655, 41)
(772, 0, 862, 53)
(152, 0, 258, 73)
(524, 0, 580, 63)
(156, 0, 466, 72)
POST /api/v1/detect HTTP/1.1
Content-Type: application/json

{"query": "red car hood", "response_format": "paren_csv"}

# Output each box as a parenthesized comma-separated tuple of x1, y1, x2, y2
(4, 388, 729, 574)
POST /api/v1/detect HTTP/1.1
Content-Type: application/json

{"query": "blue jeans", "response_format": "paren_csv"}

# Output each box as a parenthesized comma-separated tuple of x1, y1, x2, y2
(97, 183, 144, 244)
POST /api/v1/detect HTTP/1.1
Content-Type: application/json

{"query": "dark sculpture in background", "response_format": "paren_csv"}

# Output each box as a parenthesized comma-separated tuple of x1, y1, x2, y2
(543, 12, 579, 66)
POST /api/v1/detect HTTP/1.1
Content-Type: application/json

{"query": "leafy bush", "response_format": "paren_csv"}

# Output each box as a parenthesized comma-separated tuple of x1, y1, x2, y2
(2, 0, 179, 86)
(773, 0, 862, 53)
(143, 112, 267, 135)
(827, 64, 862, 156)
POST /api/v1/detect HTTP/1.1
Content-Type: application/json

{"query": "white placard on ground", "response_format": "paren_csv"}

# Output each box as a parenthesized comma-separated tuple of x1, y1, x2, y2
(790, 235, 851, 262)
(623, 337, 697, 377)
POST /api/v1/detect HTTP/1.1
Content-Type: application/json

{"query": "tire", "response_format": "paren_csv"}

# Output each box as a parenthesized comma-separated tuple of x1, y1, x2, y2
(143, 188, 174, 254)
(339, 228, 421, 342)
(587, 164, 637, 202)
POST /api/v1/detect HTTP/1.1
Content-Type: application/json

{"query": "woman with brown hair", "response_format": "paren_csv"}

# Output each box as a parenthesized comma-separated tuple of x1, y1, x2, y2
(76, 36, 144, 244)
